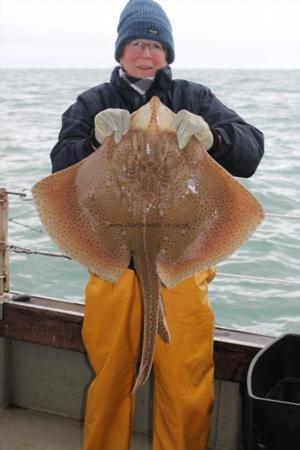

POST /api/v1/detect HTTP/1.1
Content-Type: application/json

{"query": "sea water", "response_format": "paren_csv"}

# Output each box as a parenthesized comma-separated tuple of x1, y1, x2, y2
(1, 68, 300, 337)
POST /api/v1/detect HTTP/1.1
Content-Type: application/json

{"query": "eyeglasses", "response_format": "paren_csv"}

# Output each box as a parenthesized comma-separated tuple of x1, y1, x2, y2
(127, 40, 165, 54)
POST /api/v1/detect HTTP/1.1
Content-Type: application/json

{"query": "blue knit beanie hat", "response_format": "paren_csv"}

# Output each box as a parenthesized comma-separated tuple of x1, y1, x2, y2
(115, 0, 175, 64)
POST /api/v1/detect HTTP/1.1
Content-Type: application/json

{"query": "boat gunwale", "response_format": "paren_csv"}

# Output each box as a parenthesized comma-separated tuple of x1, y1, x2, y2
(0, 292, 274, 383)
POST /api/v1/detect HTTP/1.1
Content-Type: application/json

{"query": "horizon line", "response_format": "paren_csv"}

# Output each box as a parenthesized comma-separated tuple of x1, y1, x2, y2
(1, 66, 300, 70)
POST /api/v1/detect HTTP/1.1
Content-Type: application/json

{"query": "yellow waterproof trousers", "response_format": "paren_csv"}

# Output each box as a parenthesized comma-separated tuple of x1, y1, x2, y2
(82, 267, 216, 450)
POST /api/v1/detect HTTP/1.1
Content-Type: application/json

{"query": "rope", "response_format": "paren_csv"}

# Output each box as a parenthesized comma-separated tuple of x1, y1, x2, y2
(266, 213, 300, 220)
(7, 244, 71, 260)
(5, 243, 300, 287)
(8, 218, 43, 234)
(6, 189, 33, 201)
(217, 272, 300, 286)
(3, 188, 300, 287)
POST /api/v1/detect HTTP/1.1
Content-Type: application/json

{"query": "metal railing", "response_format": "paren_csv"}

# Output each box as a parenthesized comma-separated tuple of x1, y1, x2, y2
(1, 187, 300, 295)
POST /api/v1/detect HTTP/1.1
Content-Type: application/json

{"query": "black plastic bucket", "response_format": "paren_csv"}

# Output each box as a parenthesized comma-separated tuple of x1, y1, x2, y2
(246, 334, 300, 450)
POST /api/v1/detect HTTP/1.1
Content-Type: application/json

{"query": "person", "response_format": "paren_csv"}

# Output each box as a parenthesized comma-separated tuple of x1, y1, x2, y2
(50, 1, 264, 449)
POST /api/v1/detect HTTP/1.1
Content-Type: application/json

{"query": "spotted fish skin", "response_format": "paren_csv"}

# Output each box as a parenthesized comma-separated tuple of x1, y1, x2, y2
(32, 97, 264, 393)
(118, 129, 175, 392)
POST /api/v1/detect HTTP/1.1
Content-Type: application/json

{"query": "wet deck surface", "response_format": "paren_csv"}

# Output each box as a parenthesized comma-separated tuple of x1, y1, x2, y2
(0, 407, 151, 450)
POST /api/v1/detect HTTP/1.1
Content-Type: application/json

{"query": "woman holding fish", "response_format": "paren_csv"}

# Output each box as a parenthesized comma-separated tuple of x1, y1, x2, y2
(50, 1, 264, 449)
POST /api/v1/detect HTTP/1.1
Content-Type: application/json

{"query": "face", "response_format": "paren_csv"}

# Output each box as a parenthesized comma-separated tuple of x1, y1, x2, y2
(120, 39, 168, 78)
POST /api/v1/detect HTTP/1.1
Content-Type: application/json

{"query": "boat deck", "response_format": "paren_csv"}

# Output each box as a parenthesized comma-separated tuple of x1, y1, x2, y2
(0, 407, 151, 450)
(0, 293, 274, 450)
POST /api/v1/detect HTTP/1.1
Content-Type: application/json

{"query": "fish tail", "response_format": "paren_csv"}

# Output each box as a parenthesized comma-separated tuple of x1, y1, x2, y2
(132, 257, 160, 393)
(158, 295, 171, 343)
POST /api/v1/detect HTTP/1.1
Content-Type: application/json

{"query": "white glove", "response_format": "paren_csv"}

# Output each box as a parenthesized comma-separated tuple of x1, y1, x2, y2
(173, 110, 214, 150)
(94, 108, 130, 144)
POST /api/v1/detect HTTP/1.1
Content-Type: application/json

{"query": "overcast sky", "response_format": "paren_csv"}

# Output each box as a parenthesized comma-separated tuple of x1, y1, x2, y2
(1, 0, 300, 69)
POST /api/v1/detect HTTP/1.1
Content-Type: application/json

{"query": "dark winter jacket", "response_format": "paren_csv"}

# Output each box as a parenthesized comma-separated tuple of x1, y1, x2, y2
(50, 66, 264, 176)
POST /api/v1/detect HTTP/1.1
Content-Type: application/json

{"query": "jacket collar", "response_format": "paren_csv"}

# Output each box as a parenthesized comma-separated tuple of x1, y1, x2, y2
(110, 65, 173, 88)
(110, 65, 173, 111)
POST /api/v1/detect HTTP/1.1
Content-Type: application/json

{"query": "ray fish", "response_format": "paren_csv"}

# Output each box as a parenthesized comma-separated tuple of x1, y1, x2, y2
(32, 97, 264, 393)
